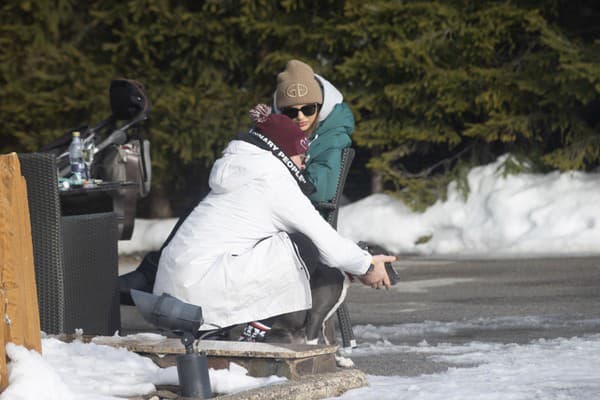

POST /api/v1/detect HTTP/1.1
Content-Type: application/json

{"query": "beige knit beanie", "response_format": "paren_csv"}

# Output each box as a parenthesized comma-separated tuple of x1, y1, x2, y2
(275, 60, 323, 109)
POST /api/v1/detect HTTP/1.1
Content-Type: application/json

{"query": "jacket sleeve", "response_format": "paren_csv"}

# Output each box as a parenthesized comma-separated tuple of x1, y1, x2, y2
(305, 145, 344, 203)
(270, 175, 371, 275)
(305, 103, 354, 202)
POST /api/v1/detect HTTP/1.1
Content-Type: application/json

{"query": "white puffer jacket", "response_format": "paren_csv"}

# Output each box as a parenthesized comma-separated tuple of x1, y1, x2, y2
(153, 140, 371, 330)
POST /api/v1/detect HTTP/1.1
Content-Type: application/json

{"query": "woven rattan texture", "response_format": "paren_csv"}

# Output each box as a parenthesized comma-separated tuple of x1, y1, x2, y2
(62, 212, 120, 335)
(18, 153, 66, 334)
(18, 153, 120, 335)
(312, 148, 356, 349)
(331, 148, 356, 348)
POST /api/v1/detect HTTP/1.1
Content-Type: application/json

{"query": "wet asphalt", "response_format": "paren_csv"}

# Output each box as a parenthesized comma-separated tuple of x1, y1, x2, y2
(343, 256, 600, 376)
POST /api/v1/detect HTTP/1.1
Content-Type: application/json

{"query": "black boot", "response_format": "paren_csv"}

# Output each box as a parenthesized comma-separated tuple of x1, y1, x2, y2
(119, 250, 160, 305)
(238, 321, 271, 342)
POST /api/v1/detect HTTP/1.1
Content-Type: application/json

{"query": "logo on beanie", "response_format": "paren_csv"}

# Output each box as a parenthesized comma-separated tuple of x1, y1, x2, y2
(286, 83, 309, 98)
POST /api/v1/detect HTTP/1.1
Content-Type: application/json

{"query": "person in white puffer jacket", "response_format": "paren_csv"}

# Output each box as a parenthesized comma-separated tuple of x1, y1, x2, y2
(153, 104, 395, 335)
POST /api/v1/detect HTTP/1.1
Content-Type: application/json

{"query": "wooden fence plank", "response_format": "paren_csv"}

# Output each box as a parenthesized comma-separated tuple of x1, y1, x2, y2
(0, 153, 42, 392)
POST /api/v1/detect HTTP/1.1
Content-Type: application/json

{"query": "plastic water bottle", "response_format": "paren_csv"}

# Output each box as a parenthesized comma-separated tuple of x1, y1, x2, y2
(68, 131, 87, 184)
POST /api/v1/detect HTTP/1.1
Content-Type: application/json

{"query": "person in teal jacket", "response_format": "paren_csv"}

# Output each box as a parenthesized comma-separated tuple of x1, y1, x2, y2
(266, 60, 357, 346)
(273, 59, 354, 203)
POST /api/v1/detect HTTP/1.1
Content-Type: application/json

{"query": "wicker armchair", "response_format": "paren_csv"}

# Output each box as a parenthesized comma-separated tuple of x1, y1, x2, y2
(18, 153, 120, 335)
(313, 147, 357, 349)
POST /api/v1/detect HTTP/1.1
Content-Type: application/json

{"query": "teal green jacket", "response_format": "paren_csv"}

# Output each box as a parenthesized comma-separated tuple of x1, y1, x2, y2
(306, 102, 354, 202)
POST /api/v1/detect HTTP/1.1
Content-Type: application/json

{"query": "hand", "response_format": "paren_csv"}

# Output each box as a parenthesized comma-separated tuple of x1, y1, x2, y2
(359, 254, 397, 290)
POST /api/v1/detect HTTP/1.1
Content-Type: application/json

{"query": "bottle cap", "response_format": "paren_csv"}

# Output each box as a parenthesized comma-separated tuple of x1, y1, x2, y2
(72, 131, 80, 137)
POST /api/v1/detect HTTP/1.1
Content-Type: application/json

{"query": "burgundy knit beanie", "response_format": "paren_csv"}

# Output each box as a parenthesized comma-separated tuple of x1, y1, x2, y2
(249, 104, 309, 156)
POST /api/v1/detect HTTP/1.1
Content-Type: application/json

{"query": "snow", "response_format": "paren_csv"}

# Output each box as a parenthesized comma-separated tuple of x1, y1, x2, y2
(335, 334, 600, 400)
(338, 155, 600, 257)
(1, 334, 285, 399)
(331, 321, 600, 399)
(4, 154, 600, 399)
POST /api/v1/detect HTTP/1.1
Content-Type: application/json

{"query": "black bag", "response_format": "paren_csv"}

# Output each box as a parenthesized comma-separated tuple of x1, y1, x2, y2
(94, 138, 151, 198)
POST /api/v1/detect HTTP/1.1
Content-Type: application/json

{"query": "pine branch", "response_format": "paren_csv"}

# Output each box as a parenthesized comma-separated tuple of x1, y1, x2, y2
(399, 144, 473, 179)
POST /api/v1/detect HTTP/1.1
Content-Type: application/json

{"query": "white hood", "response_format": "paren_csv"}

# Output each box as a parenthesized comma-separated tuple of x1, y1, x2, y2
(314, 74, 343, 122)
(209, 140, 277, 194)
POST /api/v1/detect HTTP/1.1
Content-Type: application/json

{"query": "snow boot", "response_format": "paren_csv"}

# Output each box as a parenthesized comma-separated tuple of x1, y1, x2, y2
(238, 321, 271, 342)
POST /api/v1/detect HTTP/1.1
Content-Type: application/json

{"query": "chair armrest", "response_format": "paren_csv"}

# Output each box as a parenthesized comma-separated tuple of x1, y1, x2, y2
(313, 201, 337, 211)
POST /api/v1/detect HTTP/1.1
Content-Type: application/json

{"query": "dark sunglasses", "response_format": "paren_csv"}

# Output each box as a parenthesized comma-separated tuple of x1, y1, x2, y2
(281, 103, 319, 119)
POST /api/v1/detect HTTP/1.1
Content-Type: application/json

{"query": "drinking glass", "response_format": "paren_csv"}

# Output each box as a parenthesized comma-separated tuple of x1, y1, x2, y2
(82, 142, 96, 187)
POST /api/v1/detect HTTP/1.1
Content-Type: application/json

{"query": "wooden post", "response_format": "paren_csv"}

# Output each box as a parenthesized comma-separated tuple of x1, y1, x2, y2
(0, 153, 42, 391)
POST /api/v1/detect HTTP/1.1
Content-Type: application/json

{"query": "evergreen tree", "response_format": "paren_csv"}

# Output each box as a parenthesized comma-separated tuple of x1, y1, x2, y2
(336, 0, 599, 209)
(1, 1, 598, 214)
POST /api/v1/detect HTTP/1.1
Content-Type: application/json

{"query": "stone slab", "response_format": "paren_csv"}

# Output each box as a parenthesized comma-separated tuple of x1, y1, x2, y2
(53, 333, 339, 379)
(89, 334, 337, 358)
(144, 350, 337, 381)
